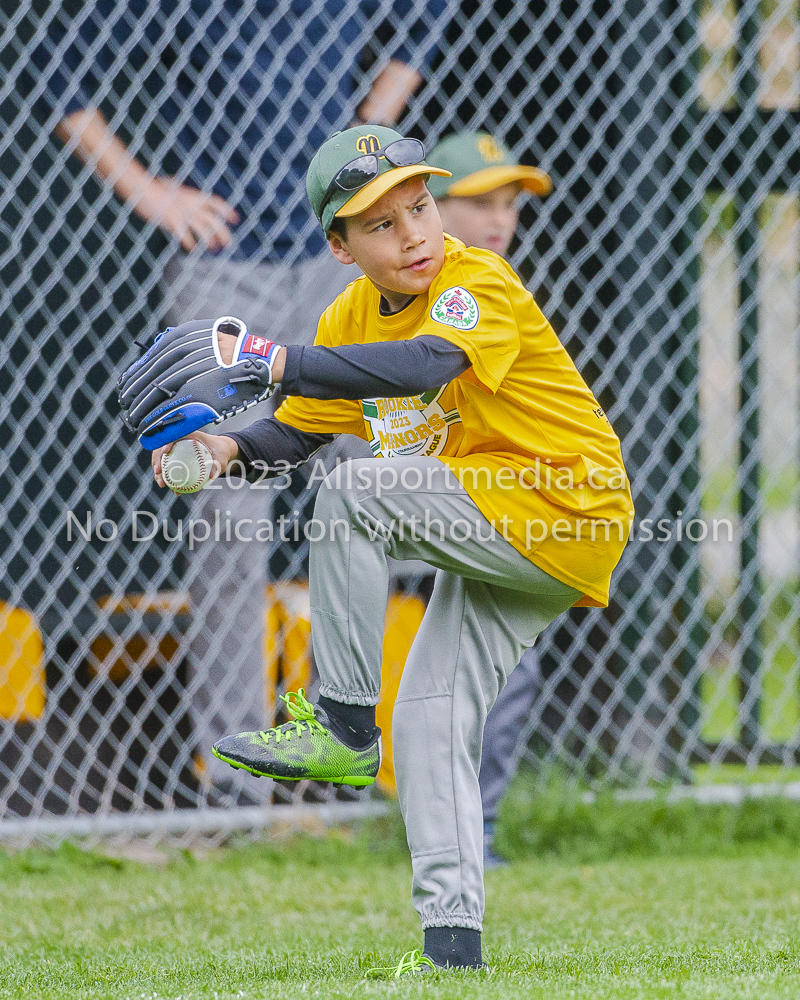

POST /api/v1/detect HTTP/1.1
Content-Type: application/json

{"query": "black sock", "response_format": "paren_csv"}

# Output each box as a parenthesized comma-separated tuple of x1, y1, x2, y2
(316, 696, 376, 749)
(423, 927, 482, 969)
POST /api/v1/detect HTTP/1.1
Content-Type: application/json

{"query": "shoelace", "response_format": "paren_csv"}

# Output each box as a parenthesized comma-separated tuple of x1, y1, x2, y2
(366, 949, 438, 979)
(257, 689, 326, 744)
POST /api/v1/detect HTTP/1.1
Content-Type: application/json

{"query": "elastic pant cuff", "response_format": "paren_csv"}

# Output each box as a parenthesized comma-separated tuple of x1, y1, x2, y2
(420, 912, 483, 932)
(317, 683, 379, 707)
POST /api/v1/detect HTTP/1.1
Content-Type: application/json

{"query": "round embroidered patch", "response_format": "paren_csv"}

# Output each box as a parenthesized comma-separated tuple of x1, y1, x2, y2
(430, 286, 479, 331)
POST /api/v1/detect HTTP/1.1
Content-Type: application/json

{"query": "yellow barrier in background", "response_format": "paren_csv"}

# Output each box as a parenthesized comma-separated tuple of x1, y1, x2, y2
(265, 583, 313, 725)
(376, 593, 426, 797)
(0, 601, 45, 722)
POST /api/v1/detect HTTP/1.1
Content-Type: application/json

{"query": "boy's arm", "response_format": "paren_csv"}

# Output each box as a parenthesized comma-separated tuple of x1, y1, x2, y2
(150, 333, 469, 484)
(279, 336, 470, 400)
(151, 421, 332, 488)
(214, 327, 468, 398)
(227, 420, 334, 479)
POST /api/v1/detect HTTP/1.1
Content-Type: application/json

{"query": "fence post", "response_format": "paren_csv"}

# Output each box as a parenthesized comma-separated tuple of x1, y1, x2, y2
(667, 0, 703, 768)
(735, 0, 763, 751)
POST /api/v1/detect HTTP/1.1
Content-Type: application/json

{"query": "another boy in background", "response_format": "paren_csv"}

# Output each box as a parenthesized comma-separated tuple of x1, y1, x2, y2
(427, 131, 553, 867)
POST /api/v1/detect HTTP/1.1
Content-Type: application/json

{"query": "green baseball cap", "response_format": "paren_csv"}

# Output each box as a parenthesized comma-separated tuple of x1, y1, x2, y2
(426, 132, 552, 200)
(306, 124, 451, 234)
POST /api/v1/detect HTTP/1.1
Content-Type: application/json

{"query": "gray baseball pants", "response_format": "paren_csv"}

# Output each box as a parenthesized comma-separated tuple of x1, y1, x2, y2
(309, 457, 580, 930)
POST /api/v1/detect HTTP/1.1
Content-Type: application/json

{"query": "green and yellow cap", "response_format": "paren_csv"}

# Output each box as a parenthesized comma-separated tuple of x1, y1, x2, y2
(426, 132, 552, 200)
(306, 124, 451, 234)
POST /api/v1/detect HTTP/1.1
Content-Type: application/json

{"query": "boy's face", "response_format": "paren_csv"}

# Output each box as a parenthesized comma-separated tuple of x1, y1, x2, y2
(327, 177, 445, 310)
(435, 182, 522, 257)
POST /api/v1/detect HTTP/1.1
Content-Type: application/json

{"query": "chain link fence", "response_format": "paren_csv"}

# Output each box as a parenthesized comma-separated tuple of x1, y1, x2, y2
(1, 0, 799, 841)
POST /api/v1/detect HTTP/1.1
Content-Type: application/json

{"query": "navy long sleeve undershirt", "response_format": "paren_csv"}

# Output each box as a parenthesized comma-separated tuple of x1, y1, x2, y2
(281, 334, 469, 400)
(229, 334, 470, 476)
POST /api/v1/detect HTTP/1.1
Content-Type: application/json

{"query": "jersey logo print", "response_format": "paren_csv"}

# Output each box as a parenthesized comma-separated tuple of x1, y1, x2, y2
(430, 286, 479, 331)
(361, 386, 461, 459)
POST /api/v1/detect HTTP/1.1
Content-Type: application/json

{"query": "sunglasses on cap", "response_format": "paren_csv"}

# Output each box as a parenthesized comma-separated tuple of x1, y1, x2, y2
(319, 138, 427, 218)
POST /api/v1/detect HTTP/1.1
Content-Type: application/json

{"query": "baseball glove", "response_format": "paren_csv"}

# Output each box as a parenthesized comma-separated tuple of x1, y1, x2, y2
(118, 316, 281, 449)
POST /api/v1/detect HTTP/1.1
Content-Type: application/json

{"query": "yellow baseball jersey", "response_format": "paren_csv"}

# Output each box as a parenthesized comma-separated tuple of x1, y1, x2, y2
(275, 236, 634, 607)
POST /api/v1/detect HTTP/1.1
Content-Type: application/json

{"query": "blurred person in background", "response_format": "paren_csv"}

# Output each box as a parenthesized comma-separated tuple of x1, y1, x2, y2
(427, 130, 552, 865)
(33, 0, 446, 798)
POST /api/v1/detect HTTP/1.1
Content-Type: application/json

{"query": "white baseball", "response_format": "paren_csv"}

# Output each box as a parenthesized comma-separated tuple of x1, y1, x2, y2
(161, 439, 214, 494)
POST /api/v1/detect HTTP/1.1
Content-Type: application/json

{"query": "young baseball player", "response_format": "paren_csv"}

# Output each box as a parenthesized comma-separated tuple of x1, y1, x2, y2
(142, 125, 633, 973)
(426, 131, 554, 867)
(427, 130, 552, 257)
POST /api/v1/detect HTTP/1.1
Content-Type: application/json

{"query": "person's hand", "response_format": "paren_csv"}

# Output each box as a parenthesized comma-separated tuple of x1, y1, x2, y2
(152, 431, 239, 488)
(136, 178, 240, 251)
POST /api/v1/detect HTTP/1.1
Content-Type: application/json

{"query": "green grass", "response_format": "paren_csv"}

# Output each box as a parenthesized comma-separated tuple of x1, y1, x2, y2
(1, 811, 800, 1000)
(498, 773, 800, 863)
(700, 583, 800, 743)
(694, 763, 800, 786)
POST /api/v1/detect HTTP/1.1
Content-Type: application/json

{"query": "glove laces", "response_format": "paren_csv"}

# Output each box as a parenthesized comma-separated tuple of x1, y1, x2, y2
(257, 689, 326, 744)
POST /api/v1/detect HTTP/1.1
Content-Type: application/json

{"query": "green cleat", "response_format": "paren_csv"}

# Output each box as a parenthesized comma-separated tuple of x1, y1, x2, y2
(366, 950, 439, 979)
(211, 689, 381, 787)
